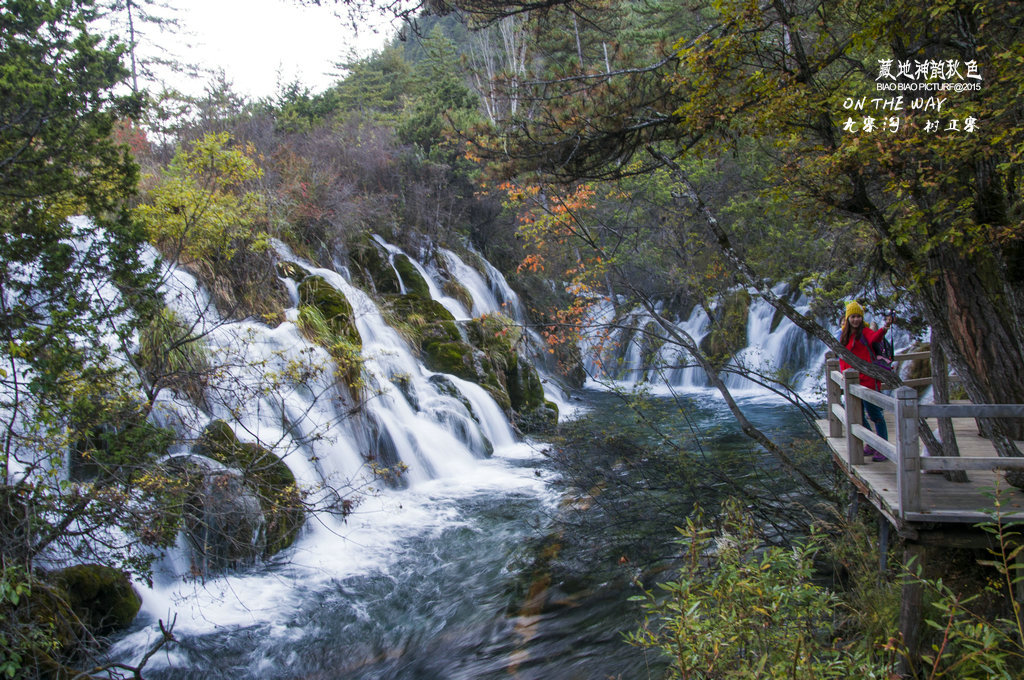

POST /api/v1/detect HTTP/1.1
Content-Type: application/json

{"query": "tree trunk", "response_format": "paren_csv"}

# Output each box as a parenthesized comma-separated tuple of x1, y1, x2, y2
(919, 245, 1024, 454)
(930, 335, 969, 483)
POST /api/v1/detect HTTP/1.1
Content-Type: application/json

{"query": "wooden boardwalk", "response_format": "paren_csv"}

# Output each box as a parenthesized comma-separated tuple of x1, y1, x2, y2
(820, 353, 1024, 666)
(821, 353, 1024, 537)
(817, 415, 1024, 531)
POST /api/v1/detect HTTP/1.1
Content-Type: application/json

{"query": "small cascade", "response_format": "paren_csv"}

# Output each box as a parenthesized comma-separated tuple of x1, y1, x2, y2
(372, 236, 469, 320)
(374, 238, 572, 414)
(436, 248, 499, 318)
(580, 287, 830, 398)
(660, 305, 713, 389)
(719, 289, 826, 395)
(121, 235, 551, 586)
(277, 245, 512, 482)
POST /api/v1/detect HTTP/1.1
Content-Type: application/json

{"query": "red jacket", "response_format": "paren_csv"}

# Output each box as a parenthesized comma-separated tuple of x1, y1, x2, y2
(839, 326, 888, 390)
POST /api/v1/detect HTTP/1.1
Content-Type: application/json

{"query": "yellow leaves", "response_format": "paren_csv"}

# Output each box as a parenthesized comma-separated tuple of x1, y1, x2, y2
(138, 132, 267, 265)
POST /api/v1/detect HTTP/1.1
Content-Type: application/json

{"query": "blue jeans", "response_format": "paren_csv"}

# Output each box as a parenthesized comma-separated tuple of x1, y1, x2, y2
(863, 401, 888, 441)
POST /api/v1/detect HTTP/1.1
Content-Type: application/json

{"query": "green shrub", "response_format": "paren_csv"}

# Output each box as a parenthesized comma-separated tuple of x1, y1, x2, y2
(627, 498, 887, 679)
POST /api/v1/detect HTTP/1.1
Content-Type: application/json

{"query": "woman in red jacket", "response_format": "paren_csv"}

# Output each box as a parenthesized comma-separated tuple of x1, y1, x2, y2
(838, 301, 893, 461)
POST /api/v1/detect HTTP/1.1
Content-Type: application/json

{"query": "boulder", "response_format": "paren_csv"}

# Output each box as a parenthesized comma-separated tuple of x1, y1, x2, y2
(349, 235, 401, 295)
(392, 253, 431, 298)
(297, 276, 363, 392)
(196, 421, 305, 561)
(50, 564, 141, 635)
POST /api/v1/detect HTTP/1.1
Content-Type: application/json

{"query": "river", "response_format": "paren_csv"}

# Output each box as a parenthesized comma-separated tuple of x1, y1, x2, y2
(110, 386, 823, 679)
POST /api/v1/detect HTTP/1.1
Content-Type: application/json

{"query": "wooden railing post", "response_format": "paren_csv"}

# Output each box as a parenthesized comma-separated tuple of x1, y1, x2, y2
(826, 354, 842, 437)
(843, 368, 864, 465)
(895, 386, 920, 515)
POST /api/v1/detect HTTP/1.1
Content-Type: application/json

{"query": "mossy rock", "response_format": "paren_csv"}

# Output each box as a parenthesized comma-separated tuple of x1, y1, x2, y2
(197, 420, 305, 558)
(348, 235, 401, 295)
(297, 276, 360, 345)
(699, 289, 752, 369)
(384, 294, 458, 345)
(515, 400, 559, 435)
(466, 314, 519, 357)
(5, 571, 85, 672)
(276, 260, 311, 283)
(393, 253, 431, 298)
(441, 278, 474, 313)
(465, 314, 544, 414)
(432, 253, 475, 312)
(498, 350, 545, 414)
(421, 337, 478, 380)
(383, 294, 485, 390)
(481, 381, 514, 413)
(50, 564, 141, 635)
(297, 276, 363, 392)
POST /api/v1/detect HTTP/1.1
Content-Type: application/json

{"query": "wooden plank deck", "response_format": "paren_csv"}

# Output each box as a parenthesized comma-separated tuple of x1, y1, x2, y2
(816, 415, 1024, 530)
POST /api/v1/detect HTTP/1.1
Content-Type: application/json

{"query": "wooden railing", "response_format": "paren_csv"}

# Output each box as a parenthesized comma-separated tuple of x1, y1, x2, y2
(825, 353, 1024, 516)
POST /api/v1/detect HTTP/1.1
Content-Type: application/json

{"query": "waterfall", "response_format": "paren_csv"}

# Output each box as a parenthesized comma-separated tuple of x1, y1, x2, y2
(579, 287, 829, 398)
(382, 239, 573, 415)
(103, 236, 565, 660)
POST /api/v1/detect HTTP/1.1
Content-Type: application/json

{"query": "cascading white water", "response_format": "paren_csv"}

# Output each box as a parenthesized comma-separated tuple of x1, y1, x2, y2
(110, 239, 561, 667)
(429, 243, 572, 415)
(579, 287, 830, 398)
(373, 236, 470, 320)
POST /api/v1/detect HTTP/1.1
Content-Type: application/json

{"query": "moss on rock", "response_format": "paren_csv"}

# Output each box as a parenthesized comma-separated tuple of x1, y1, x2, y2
(197, 420, 305, 558)
(384, 294, 458, 342)
(431, 253, 475, 312)
(381, 298, 551, 430)
(393, 253, 431, 298)
(515, 400, 559, 435)
(349, 235, 401, 295)
(298, 276, 360, 345)
(50, 564, 141, 635)
(441, 278, 474, 312)
(297, 276, 363, 392)
(699, 289, 752, 369)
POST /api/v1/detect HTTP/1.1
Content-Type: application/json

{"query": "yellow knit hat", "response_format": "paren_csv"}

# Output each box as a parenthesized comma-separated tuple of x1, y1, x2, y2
(845, 301, 864, 320)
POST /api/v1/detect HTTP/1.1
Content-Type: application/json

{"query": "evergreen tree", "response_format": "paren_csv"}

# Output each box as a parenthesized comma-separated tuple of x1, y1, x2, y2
(1, 1, 172, 671)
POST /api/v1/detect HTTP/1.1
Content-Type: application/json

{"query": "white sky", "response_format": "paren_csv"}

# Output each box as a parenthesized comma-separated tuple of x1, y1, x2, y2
(159, 0, 396, 99)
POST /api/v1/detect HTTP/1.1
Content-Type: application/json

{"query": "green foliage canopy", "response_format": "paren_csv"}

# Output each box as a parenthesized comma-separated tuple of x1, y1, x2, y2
(139, 131, 267, 264)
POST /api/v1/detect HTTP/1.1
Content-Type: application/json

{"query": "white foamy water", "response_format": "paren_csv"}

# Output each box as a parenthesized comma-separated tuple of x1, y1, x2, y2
(579, 287, 831, 401)
(106, 237, 567, 666)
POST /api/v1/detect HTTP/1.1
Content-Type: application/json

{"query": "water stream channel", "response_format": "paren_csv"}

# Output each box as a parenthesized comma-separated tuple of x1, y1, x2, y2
(110, 387, 821, 679)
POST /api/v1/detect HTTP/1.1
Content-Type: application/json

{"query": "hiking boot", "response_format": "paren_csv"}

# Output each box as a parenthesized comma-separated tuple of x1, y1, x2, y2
(864, 445, 886, 462)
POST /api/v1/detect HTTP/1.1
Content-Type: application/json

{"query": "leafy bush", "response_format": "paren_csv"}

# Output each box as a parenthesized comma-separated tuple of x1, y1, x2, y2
(139, 132, 266, 264)
(627, 498, 888, 679)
